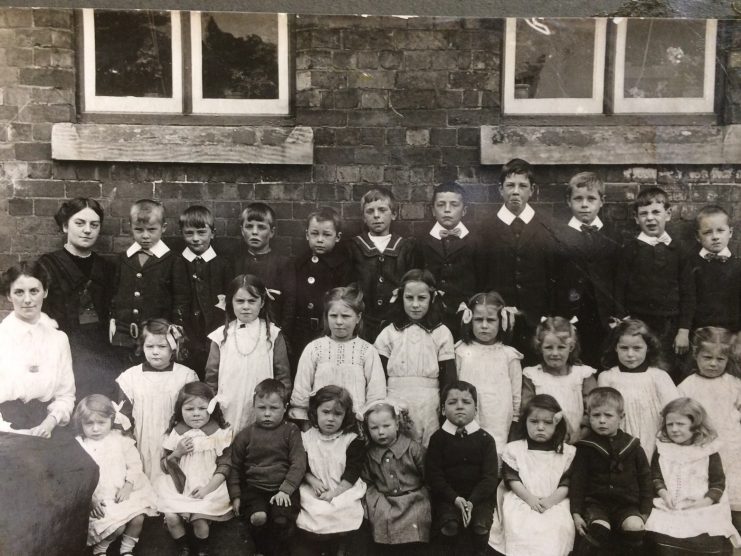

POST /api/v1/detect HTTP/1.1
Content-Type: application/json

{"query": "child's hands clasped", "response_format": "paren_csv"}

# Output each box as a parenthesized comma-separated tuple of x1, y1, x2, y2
(454, 496, 473, 527)
(114, 481, 133, 503)
(270, 491, 292, 507)
(524, 494, 548, 513)
(305, 474, 327, 497)
(91, 497, 106, 519)
(658, 488, 675, 509)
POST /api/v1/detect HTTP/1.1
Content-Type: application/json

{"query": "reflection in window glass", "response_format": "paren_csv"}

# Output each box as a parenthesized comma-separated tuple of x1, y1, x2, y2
(514, 18, 595, 99)
(94, 11, 173, 98)
(201, 13, 279, 99)
(623, 19, 706, 99)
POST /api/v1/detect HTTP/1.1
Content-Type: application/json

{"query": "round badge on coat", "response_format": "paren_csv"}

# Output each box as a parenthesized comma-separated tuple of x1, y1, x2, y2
(308, 277, 316, 284)
(311, 255, 319, 263)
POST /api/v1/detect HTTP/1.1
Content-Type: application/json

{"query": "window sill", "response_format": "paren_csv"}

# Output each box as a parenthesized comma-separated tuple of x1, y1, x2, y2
(51, 123, 313, 165)
(480, 124, 741, 165)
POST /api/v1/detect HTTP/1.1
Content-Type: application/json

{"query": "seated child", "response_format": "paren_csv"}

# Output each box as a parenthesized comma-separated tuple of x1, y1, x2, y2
(426, 381, 498, 556)
(570, 387, 653, 554)
(73, 395, 157, 556)
(231, 202, 296, 339)
(645, 397, 741, 555)
(489, 394, 576, 556)
(228, 379, 306, 556)
(173, 205, 232, 378)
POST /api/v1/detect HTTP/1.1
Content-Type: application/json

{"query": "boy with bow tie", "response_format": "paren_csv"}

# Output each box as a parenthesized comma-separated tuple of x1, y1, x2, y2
(554, 173, 621, 367)
(688, 205, 741, 332)
(614, 187, 694, 381)
(419, 182, 486, 339)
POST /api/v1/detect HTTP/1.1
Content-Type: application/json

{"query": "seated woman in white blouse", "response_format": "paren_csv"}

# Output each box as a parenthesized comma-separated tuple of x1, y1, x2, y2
(0, 261, 75, 437)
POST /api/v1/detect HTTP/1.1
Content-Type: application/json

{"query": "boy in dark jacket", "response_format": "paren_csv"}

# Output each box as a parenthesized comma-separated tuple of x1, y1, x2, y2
(571, 387, 652, 554)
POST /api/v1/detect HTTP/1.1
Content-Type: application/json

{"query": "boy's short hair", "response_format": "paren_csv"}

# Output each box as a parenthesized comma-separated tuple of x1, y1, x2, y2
(566, 172, 604, 199)
(633, 186, 670, 213)
(441, 380, 478, 407)
(500, 158, 534, 185)
(306, 207, 341, 234)
(432, 182, 467, 205)
(179, 205, 214, 230)
(586, 387, 624, 414)
(254, 378, 288, 404)
(239, 202, 276, 227)
(130, 199, 165, 224)
(695, 204, 731, 230)
(360, 187, 397, 213)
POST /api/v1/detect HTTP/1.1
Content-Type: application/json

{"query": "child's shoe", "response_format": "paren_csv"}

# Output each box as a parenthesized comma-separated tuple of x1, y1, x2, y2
(194, 536, 209, 556)
(175, 535, 191, 556)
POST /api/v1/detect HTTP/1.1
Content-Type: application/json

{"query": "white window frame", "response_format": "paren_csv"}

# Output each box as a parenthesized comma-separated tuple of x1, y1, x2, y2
(502, 17, 607, 115)
(613, 18, 717, 114)
(82, 9, 183, 114)
(190, 12, 289, 115)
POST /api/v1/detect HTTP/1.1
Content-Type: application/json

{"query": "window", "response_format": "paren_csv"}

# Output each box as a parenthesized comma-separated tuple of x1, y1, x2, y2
(502, 17, 717, 115)
(81, 9, 289, 116)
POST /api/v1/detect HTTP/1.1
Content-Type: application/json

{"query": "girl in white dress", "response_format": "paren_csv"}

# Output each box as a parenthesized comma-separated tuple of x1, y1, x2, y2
(455, 291, 523, 459)
(374, 269, 456, 446)
(116, 319, 198, 479)
(679, 327, 741, 528)
(73, 395, 157, 556)
(294, 386, 367, 554)
(205, 274, 291, 434)
(489, 394, 576, 556)
(521, 317, 597, 443)
(646, 397, 741, 554)
(156, 381, 233, 556)
(290, 284, 386, 425)
(597, 318, 678, 459)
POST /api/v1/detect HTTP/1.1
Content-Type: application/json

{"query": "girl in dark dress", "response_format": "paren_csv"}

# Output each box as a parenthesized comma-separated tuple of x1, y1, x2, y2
(39, 197, 119, 399)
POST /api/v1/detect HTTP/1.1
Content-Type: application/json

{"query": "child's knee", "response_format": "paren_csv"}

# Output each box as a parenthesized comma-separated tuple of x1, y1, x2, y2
(192, 518, 210, 538)
(620, 515, 645, 532)
(440, 520, 459, 537)
(164, 513, 183, 529)
(129, 514, 145, 528)
(250, 511, 268, 527)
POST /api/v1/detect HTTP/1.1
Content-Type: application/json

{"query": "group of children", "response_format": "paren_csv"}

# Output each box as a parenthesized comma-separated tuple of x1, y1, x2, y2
(39, 156, 741, 555)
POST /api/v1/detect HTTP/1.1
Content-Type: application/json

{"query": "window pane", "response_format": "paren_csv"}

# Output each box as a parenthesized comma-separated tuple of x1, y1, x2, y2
(201, 12, 279, 99)
(514, 18, 596, 99)
(623, 20, 707, 99)
(94, 10, 173, 98)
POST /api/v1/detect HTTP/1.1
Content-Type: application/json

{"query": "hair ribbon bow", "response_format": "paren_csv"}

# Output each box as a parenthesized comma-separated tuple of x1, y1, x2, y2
(112, 401, 132, 431)
(389, 288, 399, 304)
(207, 395, 222, 415)
(265, 289, 281, 301)
(457, 302, 473, 324)
(166, 324, 183, 351)
(608, 316, 631, 329)
(500, 306, 519, 332)
(553, 410, 564, 425)
(215, 294, 226, 311)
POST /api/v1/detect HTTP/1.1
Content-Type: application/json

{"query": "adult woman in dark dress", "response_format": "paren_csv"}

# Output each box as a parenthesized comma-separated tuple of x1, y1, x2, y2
(38, 197, 118, 400)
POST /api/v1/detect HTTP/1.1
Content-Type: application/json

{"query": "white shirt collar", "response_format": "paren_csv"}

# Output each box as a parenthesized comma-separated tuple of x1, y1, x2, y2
(429, 221, 469, 240)
(568, 216, 603, 231)
(441, 419, 481, 435)
(700, 247, 732, 258)
(637, 232, 672, 246)
(126, 240, 170, 258)
(182, 245, 216, 262)
(497, 204, 534, 225)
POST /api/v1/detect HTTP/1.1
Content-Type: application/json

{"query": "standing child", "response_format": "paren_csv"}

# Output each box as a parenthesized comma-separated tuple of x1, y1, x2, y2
(679, 327, 741, 529)
(228, 379, 307, 556)
(614, 187, 694, 381)
(646, 398, 741, 554)
(483, 158, 559, 363)
(570, 388, 652, 554)
(361, 400, 431, 555)
(156, 382, 233, 556)
(173, 205, 232, 379)
(292, 386, 367, 556)
(116, 318, 198, 479)
(349, 187, 420, 343)
(290, 285, 386, 425)
(489, 394, 576, 556)
(374, 269, 456, 446)
(555, 172, 620, 367)
(598, 318, 679, 459)
(293, 208, 353, 373)
(204, 274, 291, 434)
(688, 205, 741, 332)
(73, 395, 157, 556)
(232, 202, 296, 339)
(426, 381, 498, 556)
(521, 317, 597, 443)
(455, 291, 523, 458)
(110, 199, 189, 361)
(419, 182, 486, 338)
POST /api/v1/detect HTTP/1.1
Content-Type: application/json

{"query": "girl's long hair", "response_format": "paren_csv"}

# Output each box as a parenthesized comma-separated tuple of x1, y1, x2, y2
(693, 326, 741, 379)
(600, 318, 665, 371)
(167, 381, 228, 432)
(533, 316, 581, 367)
(308, 385, 359, 435)
(387, 269, 444, 330)
(657, 397, 717, 447)
(361, 401, 418, 444)
(136, 318, 188, 362)
(222, 274, 273, 348)
(72, 394, 116, 437)
(322, 283, 364, 338)
(459, 290, 510, 345)
(519, 394, 568, 454)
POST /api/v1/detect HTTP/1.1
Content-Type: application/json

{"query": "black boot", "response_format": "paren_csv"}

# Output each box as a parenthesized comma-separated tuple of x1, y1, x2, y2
(194, 535, 209, 556)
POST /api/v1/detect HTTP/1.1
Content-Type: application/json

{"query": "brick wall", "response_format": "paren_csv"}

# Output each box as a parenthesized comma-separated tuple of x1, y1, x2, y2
(1, 8, 741, 283)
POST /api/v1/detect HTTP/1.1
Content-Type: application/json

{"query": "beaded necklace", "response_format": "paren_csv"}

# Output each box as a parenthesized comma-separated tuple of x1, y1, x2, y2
(234, 319, 261, 357)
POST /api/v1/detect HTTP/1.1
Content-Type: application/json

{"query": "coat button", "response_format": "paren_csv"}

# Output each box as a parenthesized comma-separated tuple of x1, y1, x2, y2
(377, 299, 383, 306)
(311, 255, 319, 263)
(379, 256, 384, 262)
(136, 273, 142, 278)
(134, 291, 141, 297)
(378, 277, 384, 283)
(132, 309, 139, 315)
(308, 303, 314, 310)
(308, 277, 315, 285)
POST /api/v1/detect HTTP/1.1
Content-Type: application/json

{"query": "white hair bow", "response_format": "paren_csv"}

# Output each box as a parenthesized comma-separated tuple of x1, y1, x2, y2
(266, 289, 281, 301)
(207, 395, 222, 415)
(457, 302, 473, 324)
(166, 324, 183, 351)
(112, 401, 132, 431)
(389, 288, 399, 304)
(500, 307, 519, 332)
(215, 294, 226, 311)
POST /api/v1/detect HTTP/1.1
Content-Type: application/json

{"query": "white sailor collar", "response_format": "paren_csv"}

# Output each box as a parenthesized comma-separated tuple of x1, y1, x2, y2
(182, 246, 216, 262)
(497, 204, 534, 225)
(441, 419, 481, 435)
(126, 240, 170, 258)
